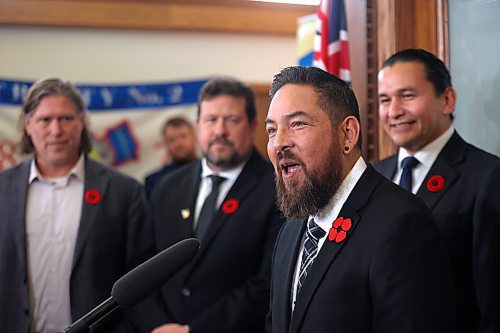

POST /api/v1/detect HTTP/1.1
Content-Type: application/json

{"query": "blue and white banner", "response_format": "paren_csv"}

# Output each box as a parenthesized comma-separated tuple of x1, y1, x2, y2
(0, 78, 208, 181)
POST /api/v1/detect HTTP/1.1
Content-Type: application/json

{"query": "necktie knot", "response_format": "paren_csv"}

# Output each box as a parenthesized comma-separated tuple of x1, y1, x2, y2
(306, 218, 326, 241)
(209, 175, 226, 189)
(401, 156, 419, 170)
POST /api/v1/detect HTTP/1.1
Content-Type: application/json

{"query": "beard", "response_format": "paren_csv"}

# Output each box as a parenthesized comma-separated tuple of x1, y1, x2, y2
(204, 137, 246, 170)
(275, 141, 342, 220)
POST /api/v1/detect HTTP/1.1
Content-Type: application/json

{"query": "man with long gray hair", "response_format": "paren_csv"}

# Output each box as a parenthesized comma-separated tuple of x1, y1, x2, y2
(0, 78, 155, 332)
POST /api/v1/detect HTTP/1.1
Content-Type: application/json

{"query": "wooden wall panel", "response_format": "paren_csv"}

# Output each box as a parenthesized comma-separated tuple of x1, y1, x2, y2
(0, 0, 314, 35)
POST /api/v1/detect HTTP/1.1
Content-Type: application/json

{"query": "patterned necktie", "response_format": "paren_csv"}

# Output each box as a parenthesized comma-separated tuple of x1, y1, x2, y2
(399, 156, 420, 192)
(195, 175, 226, 239)
(297, 218, 326, 296)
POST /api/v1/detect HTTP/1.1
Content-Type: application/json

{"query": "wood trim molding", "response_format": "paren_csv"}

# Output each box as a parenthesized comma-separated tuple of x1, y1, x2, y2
(437, 0, 449, 65)
(0, 0, 315, 35)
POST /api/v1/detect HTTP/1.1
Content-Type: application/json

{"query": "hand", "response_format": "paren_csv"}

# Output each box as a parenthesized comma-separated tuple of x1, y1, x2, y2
(151, 323, 190, 333)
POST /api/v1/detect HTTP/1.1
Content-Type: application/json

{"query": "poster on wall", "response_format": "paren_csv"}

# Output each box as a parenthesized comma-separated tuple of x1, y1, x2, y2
(0, 78, 208, 181)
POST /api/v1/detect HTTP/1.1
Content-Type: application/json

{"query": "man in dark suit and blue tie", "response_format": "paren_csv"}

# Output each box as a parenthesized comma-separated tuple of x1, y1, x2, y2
(374, 48, 500, 332)
(149, 76, 284, 333)
(265, 66, 456, 332)
(0, 78, 155, 332)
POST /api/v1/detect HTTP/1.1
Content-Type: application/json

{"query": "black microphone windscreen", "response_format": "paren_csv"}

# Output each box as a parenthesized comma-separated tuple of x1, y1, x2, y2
(111, 238, 200, 308)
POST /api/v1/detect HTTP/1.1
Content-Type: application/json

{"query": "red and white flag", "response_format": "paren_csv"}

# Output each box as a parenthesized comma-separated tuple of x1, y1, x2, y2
(313, 0, 351, 83)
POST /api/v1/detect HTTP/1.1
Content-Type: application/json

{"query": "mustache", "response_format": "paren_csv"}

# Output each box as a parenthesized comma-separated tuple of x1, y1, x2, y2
(277, 149, 303, 166)
(209, 136, 234, 148)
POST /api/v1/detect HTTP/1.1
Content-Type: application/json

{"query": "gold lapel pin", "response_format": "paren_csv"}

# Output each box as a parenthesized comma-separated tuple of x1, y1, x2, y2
(181, 208, 190, 220)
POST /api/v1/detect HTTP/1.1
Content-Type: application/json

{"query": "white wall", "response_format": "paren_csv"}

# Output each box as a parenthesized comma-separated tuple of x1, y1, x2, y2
(449, 0, 500, 157)
(0, 26, 298, 178)
(0, 26, 297, 83)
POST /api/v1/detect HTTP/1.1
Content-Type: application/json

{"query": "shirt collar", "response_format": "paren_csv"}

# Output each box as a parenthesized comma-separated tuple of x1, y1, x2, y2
(312, 156, 367, 231)
(200, 157, 246, 183)
(29, 155, 85, 184)
(398, 126, 455, 169)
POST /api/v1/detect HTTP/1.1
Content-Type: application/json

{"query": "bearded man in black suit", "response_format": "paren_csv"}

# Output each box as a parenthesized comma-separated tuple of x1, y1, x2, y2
(265, 66, 456, 333)
(149, 76, 284, 333)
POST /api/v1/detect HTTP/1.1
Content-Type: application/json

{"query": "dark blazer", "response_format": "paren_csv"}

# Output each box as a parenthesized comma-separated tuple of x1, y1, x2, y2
(373, 131, 500, 333)
(267, 165, 456, 333)
(145, 162, 186, 200)
(148, 149, 284, 333)
(0, 157, 155, 333)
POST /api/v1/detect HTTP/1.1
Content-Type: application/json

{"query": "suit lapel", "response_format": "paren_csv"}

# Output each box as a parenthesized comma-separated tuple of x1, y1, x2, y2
(416, 132, 465, 210)
(72, 159, 108, 269)
(274, 219, 305, 332)
(13, 160, 31, 271)
(189, 153, 262, 268)
(177, 164, 202, 240)
(374, 154, 398, 180)
(290, 166, 382, 333)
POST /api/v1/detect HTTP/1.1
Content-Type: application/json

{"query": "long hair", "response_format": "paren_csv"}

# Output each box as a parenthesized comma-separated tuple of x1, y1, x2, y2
(19, 78, 92, 154)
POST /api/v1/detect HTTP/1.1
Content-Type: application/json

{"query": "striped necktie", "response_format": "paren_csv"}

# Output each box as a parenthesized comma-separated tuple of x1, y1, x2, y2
(297, 218, 326, 296)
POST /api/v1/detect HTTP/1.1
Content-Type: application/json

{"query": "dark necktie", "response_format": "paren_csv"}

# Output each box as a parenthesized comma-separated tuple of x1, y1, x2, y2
(297, 218, 326, 296)
(195, 175, 226, 240)
(399, 156, 420, 192)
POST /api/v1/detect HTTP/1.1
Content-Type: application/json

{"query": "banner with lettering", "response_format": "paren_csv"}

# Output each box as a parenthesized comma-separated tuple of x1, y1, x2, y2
(0, 78, 208, 181)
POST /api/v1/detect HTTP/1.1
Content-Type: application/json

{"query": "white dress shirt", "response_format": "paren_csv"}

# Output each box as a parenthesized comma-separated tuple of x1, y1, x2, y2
(26, 156, 84, 333)
(394, 126, 454, 194)
(193, 158, 245, 230)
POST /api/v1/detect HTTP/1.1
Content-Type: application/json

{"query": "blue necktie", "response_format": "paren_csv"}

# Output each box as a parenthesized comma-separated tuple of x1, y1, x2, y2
(297, 218, 326, 296)
(399, 156, 420, 192)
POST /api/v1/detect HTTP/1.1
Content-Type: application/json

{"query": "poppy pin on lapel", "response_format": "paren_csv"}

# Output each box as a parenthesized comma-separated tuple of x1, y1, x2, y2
(328, 217, 352, 243)
(426, 175, 445, 192)
(84, 189, 101, 205)
(222, 199, 239, 214)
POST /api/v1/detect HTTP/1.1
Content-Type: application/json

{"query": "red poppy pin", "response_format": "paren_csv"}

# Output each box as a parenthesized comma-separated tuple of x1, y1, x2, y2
(426, 175, 445, 193)
(328, 217, 352, 243)
(222, 199, 239, 214)
(85, 189, 101, 205)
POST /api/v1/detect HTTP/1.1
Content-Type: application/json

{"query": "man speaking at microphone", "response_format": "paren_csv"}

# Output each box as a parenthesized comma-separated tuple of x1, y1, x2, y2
(148, 76, 284, 333)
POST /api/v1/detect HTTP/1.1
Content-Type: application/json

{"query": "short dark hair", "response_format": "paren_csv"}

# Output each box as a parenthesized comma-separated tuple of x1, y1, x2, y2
(270, 66, 362, 148)
(197, 76, 256, 121)
(381, 48, 452, 96)
(162, 117, 194, 135)
(19, 78, 92, 154)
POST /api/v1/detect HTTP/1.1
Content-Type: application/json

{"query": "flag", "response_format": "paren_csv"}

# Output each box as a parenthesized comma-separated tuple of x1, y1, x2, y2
(297, 14, 316, 67)
(313, 0, 351, 83)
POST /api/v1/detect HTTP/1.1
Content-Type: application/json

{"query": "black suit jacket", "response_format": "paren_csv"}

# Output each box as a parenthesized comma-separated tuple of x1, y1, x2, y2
(148, 149, 284, 333)
(0, 157, 155, 333)
(373, 131, 500, 333)
(145, 162, 187, 200)
(267, 165, 456, 333)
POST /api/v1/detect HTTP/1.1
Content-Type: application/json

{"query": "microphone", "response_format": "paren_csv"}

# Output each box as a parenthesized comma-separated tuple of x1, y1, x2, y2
(62, 238, 200, 333)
